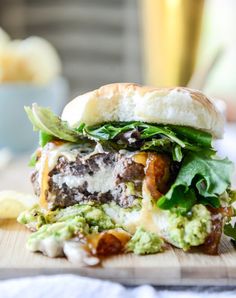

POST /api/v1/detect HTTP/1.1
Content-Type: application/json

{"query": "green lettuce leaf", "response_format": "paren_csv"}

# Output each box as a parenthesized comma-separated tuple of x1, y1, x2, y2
(157, 152, 234, 212)
(177, 153, 233, 197)
(229, 189, 236, 203)
(157, 186, 197, 213)
(25, 104, 80, 142)
(28, 151, 37, 167)
(39, 131, 54, 147)
(224, 223, 236, 241)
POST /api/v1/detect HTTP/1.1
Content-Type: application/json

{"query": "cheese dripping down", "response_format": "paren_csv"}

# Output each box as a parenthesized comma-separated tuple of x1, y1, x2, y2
(37, 141, 79, 209)
(39, 154, 49, 208)
(131, 152, 161, 234)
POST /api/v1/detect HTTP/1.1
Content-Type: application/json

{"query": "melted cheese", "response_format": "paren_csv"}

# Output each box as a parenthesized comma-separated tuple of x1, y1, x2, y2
(132, 152, 148, 166)
(131, 153, 160, 233)
(102, 182, 164, 235)
(36, 142, 94, 209)
(138, 182, 159, 233)
(47, 143, 80, 172)
(36, 143, 82, 209)
(39, 154, 49, 208)
(102, 152, 157, 234)
(103, 204, 140, 234)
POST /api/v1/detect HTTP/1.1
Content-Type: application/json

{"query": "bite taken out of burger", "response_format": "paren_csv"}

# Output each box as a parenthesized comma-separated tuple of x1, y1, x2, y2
(18, 83, 236, 265)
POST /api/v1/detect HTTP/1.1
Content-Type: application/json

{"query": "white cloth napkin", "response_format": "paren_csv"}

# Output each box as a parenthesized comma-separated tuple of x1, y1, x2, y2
(0, 274, 236, 298)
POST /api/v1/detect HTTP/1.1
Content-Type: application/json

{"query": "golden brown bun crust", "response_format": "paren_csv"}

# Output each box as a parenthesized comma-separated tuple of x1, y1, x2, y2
(62, 83, 224, 139)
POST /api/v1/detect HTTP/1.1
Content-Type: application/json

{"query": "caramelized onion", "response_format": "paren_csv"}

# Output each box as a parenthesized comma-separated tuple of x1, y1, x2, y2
(200, 207, 229, 255)
(87, 229, 131, 256)
(51, 140, 65, 147)
(64, 229, 131, 265)
(145, 153, 170, 200)
(96, 233, 123, 255)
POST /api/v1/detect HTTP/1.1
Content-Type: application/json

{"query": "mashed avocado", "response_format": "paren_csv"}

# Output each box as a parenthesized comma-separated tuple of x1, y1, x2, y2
(18, 203, 115, 232)
(27, 217, 89, 256)
(50, 204, 115, 231)
(126, 227, 164, 255)
(166, 204, 212, 250)
(18, 202, 212, 256)
(18, 204, 117, 256)
(17, 205, 46, 230)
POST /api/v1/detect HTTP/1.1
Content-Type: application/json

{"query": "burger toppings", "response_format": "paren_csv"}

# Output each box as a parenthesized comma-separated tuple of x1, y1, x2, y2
(18, 201, 214, 261)
(27, 104, 233, 215)
(18, 93, 235, 265)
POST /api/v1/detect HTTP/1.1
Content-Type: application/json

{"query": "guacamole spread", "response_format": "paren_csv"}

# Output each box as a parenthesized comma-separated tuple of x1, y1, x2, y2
(126, 227, 164, 254)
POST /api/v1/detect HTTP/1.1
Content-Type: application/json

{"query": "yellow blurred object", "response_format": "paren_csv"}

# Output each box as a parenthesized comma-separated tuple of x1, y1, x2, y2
(0, 41, 34, 82)
(0, 191, 37, 219)
(0, 28, 61, 84)
(141, 0, 204, 87)
(0, 28, 10, 50)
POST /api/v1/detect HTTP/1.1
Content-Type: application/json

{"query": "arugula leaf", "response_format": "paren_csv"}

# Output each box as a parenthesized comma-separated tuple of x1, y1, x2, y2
(141, 138, 172, 152)
(75, 123, 86, 133)
(139, 124, 186, 147)
(78, 122, 212, 148)
(224, 223, 236, 241)
(172, 145, 183, 162)
(25, 104, 80, 143)
(25, 105, 215, 158)
(81, 122, 140, 140)
(157, 152, 234, 212)
(170, 126, 212, 148)
(77, 122, 214, 160)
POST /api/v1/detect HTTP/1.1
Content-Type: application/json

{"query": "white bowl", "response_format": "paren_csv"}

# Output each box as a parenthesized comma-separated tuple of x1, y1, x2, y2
(0, 77, 69, 154)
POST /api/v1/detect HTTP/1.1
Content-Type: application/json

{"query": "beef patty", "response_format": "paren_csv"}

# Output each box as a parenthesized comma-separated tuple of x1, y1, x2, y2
(31, 149, 146, 210)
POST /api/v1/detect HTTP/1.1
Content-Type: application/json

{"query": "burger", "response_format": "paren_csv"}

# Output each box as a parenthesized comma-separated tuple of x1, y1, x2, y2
(18, 83, 235, 265)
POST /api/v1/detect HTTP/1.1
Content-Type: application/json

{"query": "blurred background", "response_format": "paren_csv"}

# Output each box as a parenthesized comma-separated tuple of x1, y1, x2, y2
(0, 0, 235, 178)
(0, 0, 142, 96)
(1, 0, 236, 100)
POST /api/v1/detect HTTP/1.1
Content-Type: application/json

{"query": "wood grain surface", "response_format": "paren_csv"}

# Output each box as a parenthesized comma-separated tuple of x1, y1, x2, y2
(0, 219, 236, 286)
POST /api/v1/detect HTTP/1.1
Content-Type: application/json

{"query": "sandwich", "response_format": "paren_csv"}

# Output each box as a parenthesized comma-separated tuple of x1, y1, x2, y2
(18, 83, 236, 264)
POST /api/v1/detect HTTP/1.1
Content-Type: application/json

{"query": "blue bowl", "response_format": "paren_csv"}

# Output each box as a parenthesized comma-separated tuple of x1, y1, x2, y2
(0, 77, 69, 154)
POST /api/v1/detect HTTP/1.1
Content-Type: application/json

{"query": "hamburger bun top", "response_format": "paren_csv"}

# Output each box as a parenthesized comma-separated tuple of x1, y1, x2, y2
(61, 83, 224, 139)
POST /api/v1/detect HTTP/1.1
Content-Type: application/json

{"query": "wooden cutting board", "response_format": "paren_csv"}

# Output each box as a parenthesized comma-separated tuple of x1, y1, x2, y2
(0, 150, 236, 286)
(1, 219, 236, 286)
